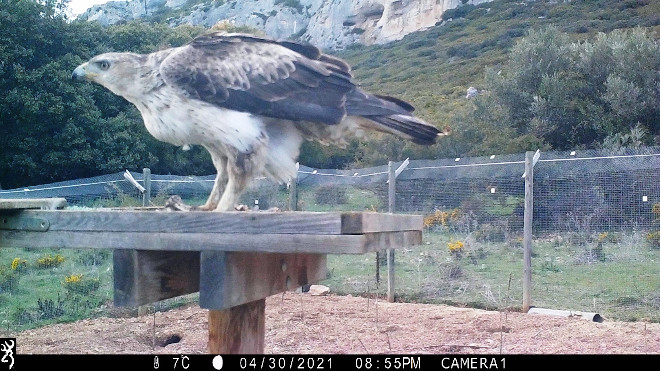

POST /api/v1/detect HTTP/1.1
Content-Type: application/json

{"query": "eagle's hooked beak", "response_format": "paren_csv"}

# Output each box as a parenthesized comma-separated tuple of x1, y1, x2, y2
(71, 64, 89, 81)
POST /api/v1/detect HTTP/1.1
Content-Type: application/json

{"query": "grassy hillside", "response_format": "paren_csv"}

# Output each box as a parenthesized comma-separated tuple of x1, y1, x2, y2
(132, 0, 659, 166)
(336, 0, 660, 155)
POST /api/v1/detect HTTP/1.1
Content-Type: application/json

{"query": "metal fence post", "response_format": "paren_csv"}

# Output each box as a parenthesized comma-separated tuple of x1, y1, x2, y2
(523, 151, 534, 313)
(142, 168, 151, 207)
(289, 170, 298, 211)
(387, 161, 396, 302)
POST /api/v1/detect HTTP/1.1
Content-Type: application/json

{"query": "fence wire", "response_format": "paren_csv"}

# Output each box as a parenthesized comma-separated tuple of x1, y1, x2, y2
(0, 147, 658, 333)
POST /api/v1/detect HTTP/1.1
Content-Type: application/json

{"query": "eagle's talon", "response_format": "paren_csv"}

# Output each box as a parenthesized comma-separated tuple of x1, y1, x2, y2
(164, 195, 192, 212)
(192, 204, 215, 211)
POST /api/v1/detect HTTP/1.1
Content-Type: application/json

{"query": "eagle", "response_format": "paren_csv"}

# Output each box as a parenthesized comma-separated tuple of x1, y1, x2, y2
(72, 32, 446, 211)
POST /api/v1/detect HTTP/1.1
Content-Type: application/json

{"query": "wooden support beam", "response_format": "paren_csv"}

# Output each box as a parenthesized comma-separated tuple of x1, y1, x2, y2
(200, 252, 326, 310)
(0, 198, 67, 210)
(208, 299, 265, 354)
(0, 209, 422, 235)
(113, 250, 200, 307)
(113, 250, 327, 310)
(0, 230, 420, 254)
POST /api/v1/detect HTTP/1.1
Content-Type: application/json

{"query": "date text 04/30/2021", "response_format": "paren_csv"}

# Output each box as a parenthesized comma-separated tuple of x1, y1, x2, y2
(236, 356, 506, 370)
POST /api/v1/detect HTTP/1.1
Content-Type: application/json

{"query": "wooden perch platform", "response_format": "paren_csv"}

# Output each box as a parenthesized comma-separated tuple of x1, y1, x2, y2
(0, 198, 424, 354)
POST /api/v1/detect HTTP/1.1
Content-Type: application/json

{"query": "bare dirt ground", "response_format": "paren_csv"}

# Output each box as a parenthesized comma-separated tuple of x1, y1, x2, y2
(15, 293, 660, 354)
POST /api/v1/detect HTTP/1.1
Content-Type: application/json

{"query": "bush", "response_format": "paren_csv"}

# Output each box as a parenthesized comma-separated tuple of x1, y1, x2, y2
(423, 209, 460, 230)
(442, 4, 476, 20)
(10, 257, 28, 273)
(63, 274, 101, 296)
(647, 231, 660, 249)
(36, 254, 65, 269)
(417, 49, 437, 58)
(0, 267, 19, 293)
(77, 249, 111, 266)
(37, 296, 65, 320)
(314, 185, 348, 205)
(474, 223, 507, 242)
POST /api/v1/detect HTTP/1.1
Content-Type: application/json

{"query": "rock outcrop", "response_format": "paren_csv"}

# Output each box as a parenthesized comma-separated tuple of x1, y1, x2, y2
(79, 0, 493, 49)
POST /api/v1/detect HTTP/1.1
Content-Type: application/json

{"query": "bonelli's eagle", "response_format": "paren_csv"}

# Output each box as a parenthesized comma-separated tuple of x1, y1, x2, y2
(72, 32, 446, 211)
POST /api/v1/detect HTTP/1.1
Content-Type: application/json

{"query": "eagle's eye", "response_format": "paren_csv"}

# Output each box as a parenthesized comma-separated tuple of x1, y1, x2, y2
(97, 60, 111, 70)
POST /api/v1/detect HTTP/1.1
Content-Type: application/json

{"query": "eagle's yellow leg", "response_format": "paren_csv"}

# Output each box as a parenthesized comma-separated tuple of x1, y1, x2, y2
(213, 146, 265, 212)
(198, 153, 228, 211)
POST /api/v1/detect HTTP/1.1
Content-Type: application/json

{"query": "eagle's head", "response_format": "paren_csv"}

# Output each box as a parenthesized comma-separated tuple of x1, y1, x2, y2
(72, 52, 155, 101)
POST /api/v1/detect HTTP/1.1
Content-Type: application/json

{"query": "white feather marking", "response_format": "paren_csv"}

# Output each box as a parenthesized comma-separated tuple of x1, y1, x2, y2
(138, 88, 263, 153)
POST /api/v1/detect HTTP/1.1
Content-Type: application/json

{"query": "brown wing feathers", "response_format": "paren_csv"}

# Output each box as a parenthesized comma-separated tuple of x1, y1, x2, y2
(161, 32, 442, 144)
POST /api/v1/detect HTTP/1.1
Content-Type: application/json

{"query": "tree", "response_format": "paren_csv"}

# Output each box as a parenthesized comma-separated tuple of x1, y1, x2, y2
(0, 1, 208, 188)
(463, 26, 659, 154)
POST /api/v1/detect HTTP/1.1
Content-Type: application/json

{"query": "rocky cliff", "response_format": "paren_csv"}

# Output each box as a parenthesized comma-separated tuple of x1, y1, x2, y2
(79, 0, 493, 49)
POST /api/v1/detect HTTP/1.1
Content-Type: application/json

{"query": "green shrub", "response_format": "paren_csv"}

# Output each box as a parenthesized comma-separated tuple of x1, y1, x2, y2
(36, 254, 65, 269)
(0, 267, 19, 293)
(63, 274, 101, 297)
(647, 231, 660, 249)
(314, 185, 348, 205)
(37, 296, 65, 320)
(474, 223, 507, 242)
(77, 249, 111, 266)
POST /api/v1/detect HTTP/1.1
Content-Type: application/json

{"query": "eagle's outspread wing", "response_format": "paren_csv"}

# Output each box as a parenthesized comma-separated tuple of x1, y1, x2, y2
(72, 32, 447, 212)
(160, 33, 353, 125)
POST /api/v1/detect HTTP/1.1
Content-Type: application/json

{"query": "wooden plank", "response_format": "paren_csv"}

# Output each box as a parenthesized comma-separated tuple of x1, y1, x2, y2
(387, 248, 395, 302)
(363, 231, 421, 253)
(0, 230, 421, 254)
(199, 252, 326, 309)
(0, 209, 422, 235)
(341, 213, 423, 234)
(0, 198, 67, 210)
(208, 300, 265, 354)
(0, 210, 343, 234)
(113, 250, 200, 307)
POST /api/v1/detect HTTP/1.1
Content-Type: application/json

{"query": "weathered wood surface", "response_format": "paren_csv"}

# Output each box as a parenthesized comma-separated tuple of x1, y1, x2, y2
(113, 250, 200, 307)
(0, 209, 423, 254)
(0, 210, 342, 234)
(200, 252, 326, 309)
(113, 251, 326, 309)
(0, 229, 421, 254)
(0, 198, 67, 210)
(0, 209, 422, 234)
(208, 300, 265, 354)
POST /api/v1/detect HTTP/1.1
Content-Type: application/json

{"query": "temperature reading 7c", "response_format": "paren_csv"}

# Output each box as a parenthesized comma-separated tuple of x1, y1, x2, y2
(173, 355, 190, 369)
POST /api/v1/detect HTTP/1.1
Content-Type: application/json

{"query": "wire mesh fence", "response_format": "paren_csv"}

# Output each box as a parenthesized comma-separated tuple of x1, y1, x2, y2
(0, 147, 658, 333)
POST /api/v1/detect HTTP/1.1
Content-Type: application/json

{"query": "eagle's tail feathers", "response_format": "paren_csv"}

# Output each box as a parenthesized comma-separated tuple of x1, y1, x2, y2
(373, 94, 415, 113)
(366, 114, 445, 146)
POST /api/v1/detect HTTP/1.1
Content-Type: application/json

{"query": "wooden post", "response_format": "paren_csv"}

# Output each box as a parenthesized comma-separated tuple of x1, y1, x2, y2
(142, 168, 151, 207)
(208, 299, 265, 354)
(138, 168, 152, 316)
(288, 176, 297, 211)
(375, 251, 380, 284)
(523, 151, 534, 313)
(387, 161, 396, 303)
